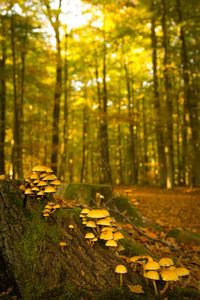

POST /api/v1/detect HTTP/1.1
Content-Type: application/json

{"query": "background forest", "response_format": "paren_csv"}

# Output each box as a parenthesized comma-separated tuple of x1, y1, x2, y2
(0, 0, 199, 189)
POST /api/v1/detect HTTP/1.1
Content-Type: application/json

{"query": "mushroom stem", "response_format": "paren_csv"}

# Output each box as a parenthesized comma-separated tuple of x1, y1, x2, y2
(119, 274, 123, 287)
(61, 246, 64, 253)
(152, 280, 158, 297)
(92, 228, 97, 235)
(160, 281, 169, 295)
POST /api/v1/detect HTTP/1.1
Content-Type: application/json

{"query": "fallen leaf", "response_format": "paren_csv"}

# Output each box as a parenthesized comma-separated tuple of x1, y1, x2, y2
(128, 284, 144, 294)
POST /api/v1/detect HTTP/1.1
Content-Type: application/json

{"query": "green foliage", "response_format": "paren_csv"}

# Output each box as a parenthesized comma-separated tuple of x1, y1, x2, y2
(167, 229, 200, 245)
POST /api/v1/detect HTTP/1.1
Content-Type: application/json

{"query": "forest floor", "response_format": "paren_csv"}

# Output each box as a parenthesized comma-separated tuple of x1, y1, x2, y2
(114, 185, 200, 291)
(114, 185, 200, 234)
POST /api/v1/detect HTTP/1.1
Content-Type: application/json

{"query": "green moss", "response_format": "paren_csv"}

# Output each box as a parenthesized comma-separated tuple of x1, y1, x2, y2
(120, 239, 150, 257)
(168, 287, 200, 300)
(167, 229, 200, 245)
(97, 286, 154, 300)
(111, 195, 143, 226)
(64, 183, 112, 206)
(1, 183, 23, 209)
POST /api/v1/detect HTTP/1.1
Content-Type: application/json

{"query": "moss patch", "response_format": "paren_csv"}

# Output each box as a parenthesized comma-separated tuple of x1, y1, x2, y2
(110, 195, 144, 226)
(64, 183, 112, 206)
(119, 238, 151, 257)
(167, 229, 200, 245)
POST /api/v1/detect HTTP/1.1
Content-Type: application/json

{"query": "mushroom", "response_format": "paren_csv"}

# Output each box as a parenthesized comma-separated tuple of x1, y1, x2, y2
(160, 269, 179, 295)
(115, 264, 127, 287)
(113, 231, 125, 241)
(68, 224, 74, 233)
(85, 232, 95, 246)
(144, 271, 160, 296)
(159, 257, 174, 269)
(175, 267, 190, 285)
(105, 239, 118, 251)
(87, 209, 110, 233)
(86, 220, 97, 234)
(59, 241, 67, 253)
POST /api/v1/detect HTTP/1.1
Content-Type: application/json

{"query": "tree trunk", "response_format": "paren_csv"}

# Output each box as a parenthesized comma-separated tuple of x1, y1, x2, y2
(60, 32, 68, 180)
(51, 29, 62, 174)
(0, 180, 153, 299)
(123, 58, 137, 184)
(151, 3, 166, 187)
(177, 0, 200, 186)
(98, 37, 112, 184)
(161, 0, 174, 189)
(80, 100, 89, 183)
(0, 16, 6, 174)
(11, 13, 21, 179)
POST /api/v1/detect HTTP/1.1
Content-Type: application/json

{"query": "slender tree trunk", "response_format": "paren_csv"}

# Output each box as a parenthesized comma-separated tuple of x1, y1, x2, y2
(80, 100, 88, 183)
(0, 16, 6, 174)
(117, 82, 123, 184)
(51, 29, 62, 174)
(142, 97, 148, 184)
(161, 0, 174, 189)
(151, 3, 166, 187)
(11, 13, 21, 179)
(177, 0, 200, 186)
(123, 58, 137, 184)
(60, 33, 68, 180)
(98, 36, 112, 184)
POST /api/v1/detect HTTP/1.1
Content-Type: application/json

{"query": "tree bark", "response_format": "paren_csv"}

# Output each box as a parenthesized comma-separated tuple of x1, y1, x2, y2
(98, 34, 112, 184)
(177, 0, 200, 186)
(161, 0, 174, 189)
(11, 13, 22, 179)
(151, 2, 166, 187)
(0, 16, 6, 174)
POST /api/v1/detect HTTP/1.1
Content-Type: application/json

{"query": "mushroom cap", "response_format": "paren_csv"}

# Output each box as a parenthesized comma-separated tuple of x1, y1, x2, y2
(37, 191, 44, 196)
(32, 165, 47, 172)
(32, 186, 39, 192)
(87, 209, 110, 219)
(30, 173, 39, 180)
(159, 257, 174, 267)
(45, 204, 52, 210)
(96, 218, 111, 226)
(45, 167, 54, 173)
(144, 271, 160, 280)
(115, 264, 127, 274)
(86, 221, 96, 228)
(82, 220, 87, 225)
(53, 204, 60, 209)
(104, 216, 117, 223)
(43, 174, 57, 181)
(129, 256, 141, 263)
(37, 181, 48, 187)
(81, 208, 90, 215)
(50, 179, 61, 186)
(113, 231, 125, 240)
(116, 244, 125, 252)
(101, 227, 116, 232)
(100, 230, 113, 240)
(161, 270, 179, 281)
(92, 238, 98, 242)
(43, 213, 49, 217)
(33, 179, 40, 184)
(25, 188, 34, 195)
(19, 184, 26, 191)
(47, 201, 56, 206)
(175, 267, 190, 277)
(40, 173, 47, 178)
(144, 261, 160, 271)
(59, 241, 67, 247)
(44, 186, 56, 193)
(80, 214, 86, 218)
(85, 232, 95, 239)
(68, 225, 74, 229)
(105, 240, 118, 247)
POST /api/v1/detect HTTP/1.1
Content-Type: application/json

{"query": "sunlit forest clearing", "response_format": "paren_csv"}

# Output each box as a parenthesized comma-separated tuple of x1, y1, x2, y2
(0, 0, 200, 299)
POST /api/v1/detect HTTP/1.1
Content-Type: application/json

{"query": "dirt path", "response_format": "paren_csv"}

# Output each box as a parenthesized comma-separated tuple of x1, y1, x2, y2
(114, 186, 200, 233)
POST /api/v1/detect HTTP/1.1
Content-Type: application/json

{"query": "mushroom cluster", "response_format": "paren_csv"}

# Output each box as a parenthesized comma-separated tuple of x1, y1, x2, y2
(128, 255, 190, 296)
(80, 208, 125, 250)
(42, 201, 60, 218)
(20, 165, 61, 201)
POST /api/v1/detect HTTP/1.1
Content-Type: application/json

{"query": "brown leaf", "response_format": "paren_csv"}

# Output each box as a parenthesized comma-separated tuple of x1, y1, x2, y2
(128, 284, 144, 294)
